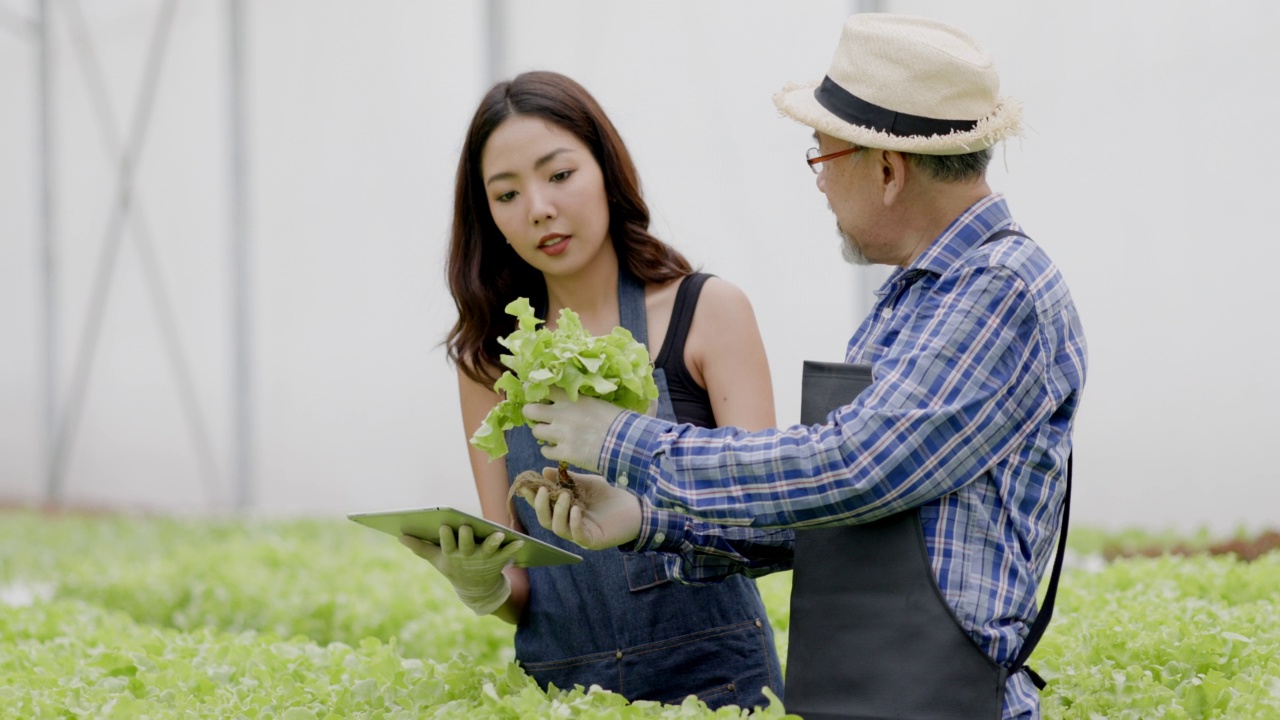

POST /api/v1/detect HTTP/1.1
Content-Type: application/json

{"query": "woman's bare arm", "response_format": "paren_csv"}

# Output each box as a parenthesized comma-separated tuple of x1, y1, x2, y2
(458, 368, 530, 625)
(684, 277, 777, 432)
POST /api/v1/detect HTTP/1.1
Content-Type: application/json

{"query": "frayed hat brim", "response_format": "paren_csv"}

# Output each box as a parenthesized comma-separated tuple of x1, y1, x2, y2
(773, 81, 1023, 155)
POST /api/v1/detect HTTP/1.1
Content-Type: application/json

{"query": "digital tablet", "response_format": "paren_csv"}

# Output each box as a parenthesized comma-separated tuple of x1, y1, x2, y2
(347, 506, 582, 568)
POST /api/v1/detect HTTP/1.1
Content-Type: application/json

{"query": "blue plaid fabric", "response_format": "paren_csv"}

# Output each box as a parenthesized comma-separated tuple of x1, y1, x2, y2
(603, 194, 1087, 720)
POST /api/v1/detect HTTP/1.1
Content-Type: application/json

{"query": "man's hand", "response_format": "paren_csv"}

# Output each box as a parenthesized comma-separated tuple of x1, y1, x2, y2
(522, 389, 625, 473)
(517, 466, 641, 550)
(399, 524, 523, 616)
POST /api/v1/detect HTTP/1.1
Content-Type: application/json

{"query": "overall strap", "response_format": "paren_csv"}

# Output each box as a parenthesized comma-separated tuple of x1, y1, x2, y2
(978, 226, 1071, 690)
(617, 266, 649, 346)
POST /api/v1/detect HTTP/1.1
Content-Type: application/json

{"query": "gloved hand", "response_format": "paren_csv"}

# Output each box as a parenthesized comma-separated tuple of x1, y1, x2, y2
(523, 388, 626, 473)
(517, 466, 642, 550)
(399, 524, 524, 616)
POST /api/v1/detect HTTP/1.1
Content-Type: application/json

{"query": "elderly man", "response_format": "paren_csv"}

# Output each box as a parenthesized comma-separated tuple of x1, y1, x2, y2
(522, 13, 1087, 720)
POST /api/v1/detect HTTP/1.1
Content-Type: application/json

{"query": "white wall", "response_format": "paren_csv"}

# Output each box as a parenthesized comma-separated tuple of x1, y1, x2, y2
(2, 1, 1277, 534)
(897, 0, 1280, 534)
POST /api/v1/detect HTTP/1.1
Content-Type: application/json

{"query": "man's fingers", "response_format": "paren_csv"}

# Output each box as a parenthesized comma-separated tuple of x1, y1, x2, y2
(551, 490, 573, 540)
(529, 420, 559, 446)
(533, 486, 553, 529)
(569, 504, 587, 547)
(522, 404, 545, 423)
(539, 442, 567, 464)
(522, 401, 553, 424)
(517, 482, 540, 509)
(562, 468, 603, 488)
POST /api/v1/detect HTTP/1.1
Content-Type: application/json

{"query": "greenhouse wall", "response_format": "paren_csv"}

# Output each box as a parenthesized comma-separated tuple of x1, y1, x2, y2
(1, 0, 1277, 533)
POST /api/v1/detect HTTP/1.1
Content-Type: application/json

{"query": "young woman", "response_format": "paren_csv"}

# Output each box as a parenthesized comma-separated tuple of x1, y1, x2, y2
(405, 71, 782, 709)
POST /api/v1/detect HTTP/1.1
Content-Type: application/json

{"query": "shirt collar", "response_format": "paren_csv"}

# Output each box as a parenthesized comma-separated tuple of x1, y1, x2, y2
(877, 193, 1014, 295)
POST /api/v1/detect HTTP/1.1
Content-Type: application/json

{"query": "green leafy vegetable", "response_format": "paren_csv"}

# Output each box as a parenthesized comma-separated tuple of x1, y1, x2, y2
(470, 298, 659, 459)
(6, 511, 1280, 716)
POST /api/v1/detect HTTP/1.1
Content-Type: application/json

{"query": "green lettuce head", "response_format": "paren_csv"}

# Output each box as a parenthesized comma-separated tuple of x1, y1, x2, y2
(469, 298, 658, 459)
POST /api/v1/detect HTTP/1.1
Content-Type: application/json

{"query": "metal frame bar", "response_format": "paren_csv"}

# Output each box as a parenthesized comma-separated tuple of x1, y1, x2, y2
(36, 0, 57, 506)
(56, 0, 221, 506)
(45, 0, 217, 505)
(228, 0, 252, 510)
(485, 0, 505, 84)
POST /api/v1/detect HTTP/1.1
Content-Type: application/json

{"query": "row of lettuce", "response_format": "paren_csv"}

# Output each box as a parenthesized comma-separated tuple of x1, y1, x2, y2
(1, 512, 1277, 718)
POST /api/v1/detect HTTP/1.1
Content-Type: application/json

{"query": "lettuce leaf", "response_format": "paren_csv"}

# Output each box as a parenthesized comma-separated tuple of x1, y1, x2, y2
(470, 298, 658, 459)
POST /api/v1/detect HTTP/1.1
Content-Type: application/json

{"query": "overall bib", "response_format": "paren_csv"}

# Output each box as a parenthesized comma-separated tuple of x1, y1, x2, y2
(504, 270, 783, 709)
(786, 230, 1069, 720)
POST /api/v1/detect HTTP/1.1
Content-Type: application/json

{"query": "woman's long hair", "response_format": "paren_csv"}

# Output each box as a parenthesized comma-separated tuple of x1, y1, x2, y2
(445, 71, 692, 385)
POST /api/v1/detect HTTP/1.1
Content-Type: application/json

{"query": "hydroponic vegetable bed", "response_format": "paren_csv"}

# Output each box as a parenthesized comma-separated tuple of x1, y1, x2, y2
(2, 511, 1277, 718)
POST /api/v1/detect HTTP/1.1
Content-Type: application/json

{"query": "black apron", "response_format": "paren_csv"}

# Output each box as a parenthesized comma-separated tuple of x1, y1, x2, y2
(785, 229, 1071, 720)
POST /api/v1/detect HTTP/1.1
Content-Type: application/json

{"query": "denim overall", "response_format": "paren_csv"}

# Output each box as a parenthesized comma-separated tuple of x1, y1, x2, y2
(504, 270, 783, 709)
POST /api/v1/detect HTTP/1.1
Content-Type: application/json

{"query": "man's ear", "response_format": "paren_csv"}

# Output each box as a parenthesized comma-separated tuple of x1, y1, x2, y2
(880, 150, 908, 206)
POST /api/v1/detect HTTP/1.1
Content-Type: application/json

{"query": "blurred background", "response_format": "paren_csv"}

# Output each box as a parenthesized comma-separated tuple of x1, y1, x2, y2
(1, 0, 1276, 533)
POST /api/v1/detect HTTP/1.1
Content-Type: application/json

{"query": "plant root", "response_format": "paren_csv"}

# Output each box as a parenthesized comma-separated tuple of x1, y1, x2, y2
(507, 468, 583, 525)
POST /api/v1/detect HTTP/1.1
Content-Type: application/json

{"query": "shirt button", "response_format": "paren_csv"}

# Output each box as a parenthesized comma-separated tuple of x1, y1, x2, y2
(615, 650, 623, 659)
(617, 474, 628, 488)
(653, 532, 666, 544)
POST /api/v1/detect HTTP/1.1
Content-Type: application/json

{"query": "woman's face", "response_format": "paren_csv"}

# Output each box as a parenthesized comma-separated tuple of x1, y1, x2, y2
(481, 115, 611, 279)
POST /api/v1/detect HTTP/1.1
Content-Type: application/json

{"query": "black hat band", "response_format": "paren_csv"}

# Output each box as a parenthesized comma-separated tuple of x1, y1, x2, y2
(815, 75, 979, 138)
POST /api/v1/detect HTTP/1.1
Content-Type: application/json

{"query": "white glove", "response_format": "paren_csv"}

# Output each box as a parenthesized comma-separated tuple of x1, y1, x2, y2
(399, 524, 524, 616)
(516, 466, 642, 550)
(523, 388, 625, 473)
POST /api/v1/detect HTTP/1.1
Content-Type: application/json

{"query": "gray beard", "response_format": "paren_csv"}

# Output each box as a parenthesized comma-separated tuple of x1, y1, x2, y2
(838, 226, 870, 266)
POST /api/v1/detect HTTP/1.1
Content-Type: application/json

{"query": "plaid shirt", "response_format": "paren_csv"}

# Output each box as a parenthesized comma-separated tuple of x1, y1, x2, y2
(602, 194, 1087, 720)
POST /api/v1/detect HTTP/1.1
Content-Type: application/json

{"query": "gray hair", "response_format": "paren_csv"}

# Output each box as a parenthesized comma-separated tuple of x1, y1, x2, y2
(902, 148, 991, 183)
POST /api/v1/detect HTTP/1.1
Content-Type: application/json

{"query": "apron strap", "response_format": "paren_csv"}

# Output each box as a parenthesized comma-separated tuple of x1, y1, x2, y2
(977, 226, 1071, 690)
(1008, 453, 1071, 689)
(977, 227, 1028, 248)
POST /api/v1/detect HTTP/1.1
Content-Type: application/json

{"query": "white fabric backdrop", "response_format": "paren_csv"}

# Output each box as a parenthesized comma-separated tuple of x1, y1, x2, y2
(1, 0, 1276, 534)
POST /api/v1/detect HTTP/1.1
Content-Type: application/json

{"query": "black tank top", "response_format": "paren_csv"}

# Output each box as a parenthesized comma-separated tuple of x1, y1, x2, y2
(654, 273, 716, 428)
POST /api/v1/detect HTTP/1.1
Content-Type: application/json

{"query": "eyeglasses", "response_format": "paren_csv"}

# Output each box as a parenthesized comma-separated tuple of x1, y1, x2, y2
(806, 145, 862, 174)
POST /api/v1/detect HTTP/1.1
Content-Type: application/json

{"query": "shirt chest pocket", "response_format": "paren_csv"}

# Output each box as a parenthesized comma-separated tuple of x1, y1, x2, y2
(865, 303, 919, 362)
(866, 324, 905, 365)
(864, 279, 934, 362)
(622, 551, 672, 592)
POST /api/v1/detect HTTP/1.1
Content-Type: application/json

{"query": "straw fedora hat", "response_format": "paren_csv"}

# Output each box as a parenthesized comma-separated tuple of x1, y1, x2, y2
(774, 14, 1022, 155)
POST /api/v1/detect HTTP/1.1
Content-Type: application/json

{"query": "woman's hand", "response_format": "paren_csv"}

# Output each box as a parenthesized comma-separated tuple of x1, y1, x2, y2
(399, 524, 524, 616)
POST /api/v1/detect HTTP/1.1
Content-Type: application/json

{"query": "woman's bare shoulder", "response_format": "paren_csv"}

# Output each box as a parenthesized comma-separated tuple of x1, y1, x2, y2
(693, 275, 758, 320)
